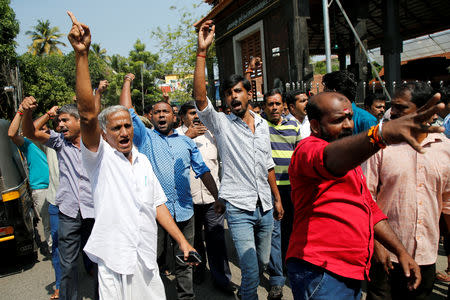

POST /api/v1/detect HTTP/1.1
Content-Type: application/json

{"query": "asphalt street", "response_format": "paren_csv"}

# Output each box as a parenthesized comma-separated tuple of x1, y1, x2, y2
(0, 223, 448, 300)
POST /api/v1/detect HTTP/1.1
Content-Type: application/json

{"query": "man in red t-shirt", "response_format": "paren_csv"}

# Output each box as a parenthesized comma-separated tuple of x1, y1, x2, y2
(287, 91, 445, 300)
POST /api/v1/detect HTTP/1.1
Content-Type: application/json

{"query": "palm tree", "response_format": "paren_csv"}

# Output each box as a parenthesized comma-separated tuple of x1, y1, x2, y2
(26, 20, 66, 56)
(91, 43, 108, 61)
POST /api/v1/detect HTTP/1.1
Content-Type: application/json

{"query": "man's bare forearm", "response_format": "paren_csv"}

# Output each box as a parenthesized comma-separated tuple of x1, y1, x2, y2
(156, 204, 189, 246)
(374, 219, 408, 257)
(194, 50, 207, 111)
(324, 131, 379, 176)
(7, 110, 24, 146)
(200, 171, 218, 201)
(268, 168, 281, 203)
(119, 79, 133, 109)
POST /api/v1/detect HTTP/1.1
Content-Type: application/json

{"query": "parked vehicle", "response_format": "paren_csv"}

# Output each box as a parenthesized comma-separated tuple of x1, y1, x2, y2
(0, 119, 36, 257)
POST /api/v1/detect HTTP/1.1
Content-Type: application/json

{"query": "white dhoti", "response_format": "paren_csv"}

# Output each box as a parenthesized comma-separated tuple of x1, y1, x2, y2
(98, 256, 166, 300)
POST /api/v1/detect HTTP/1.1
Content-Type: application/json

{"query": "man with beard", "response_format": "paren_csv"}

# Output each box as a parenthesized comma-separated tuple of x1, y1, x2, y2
(286, 90, 445, 300)
(261, 89, 302, 299)
(364, 93, 387, 121)
(365, 82, 450, 300)
(194, 21, 284, 300)
(119, 73, 222, 300)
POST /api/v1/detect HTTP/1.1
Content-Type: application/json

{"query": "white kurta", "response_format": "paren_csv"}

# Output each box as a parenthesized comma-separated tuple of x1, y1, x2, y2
(81, 138, 167, 299)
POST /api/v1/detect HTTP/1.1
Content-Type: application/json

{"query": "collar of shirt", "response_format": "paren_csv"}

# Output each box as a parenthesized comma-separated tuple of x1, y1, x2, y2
(153, 128, 179, 138)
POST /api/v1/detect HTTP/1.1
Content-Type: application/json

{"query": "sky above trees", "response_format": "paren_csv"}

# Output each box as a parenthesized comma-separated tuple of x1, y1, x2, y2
(10, 0, 210, 57)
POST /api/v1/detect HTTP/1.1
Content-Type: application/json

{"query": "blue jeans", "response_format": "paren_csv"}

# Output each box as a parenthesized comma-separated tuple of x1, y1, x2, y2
(268, 219, 285, 286)
(225, 202, 273, 300)
(287, 259, 362, 300)
(49, 204, 61, 290)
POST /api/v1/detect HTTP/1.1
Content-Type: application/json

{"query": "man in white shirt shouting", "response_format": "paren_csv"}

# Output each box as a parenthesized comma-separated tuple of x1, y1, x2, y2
(66, 11, 196, 299)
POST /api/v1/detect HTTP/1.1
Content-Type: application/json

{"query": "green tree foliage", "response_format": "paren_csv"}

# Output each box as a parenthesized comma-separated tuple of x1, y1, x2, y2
(91, 42, 108, 63)
(19, 54, 73, 114)
(0, 0, 20, 119)
(18, 52, 113, 116)
(26, 19, 66, 56)
(312, 58, 340, 75)
(104, 40, 169, 113)
(150, 4, 217, 103)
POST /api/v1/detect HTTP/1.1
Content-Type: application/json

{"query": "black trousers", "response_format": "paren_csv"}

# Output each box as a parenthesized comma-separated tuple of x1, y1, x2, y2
(367, 260, 435, 300)
(58, 211, 98, 300)
(279, 185, 293, 262)
(193, 202, 231, 287)
(157, 216, 195, 300)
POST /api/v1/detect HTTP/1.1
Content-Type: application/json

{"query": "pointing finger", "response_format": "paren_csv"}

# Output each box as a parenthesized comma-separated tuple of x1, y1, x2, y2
(67, 11, 78, 25)
(67, 11, 84, 35)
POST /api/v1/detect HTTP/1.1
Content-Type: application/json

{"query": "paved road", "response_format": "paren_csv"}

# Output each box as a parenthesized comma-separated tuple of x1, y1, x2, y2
(1, 224, 448, 300)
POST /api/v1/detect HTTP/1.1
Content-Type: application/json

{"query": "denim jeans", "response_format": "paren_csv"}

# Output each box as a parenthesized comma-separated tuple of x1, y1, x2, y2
(268, 219, 285, 287)
(287, 258, 362, 300)
(48, 204, 61, 290)
(225, 201, 273, 300)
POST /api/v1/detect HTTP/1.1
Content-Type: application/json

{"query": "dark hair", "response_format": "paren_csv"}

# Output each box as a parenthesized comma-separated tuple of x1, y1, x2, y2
(263, 88, 284, 104)
(438, 84, 449, 106)
(322, 71, 357, 102)
(394, 82, 434, 108)
(221, 74, 251, 94)
(152, 101, 173, 112)
(364, 93, 387, 108)
(143, 104, 153, 115)
(286, 89, 310, 106)
(179, 100, 196, 116)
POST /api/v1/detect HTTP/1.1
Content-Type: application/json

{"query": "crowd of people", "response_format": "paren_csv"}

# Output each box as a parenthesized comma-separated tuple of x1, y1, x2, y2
(6, 11, 450, 300)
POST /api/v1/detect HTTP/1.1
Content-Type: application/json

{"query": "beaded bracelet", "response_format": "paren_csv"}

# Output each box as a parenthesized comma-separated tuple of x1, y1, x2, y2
(367, 124, 386, 149)
(197, 54, 206, 58)
(17, 110, 24, 116)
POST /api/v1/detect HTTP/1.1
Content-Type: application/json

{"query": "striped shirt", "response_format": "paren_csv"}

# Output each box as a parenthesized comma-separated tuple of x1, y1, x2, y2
(266, 117, 302, 185)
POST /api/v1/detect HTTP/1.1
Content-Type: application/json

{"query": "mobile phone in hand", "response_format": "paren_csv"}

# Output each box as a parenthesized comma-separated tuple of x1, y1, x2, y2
(176, 251, 202, 265)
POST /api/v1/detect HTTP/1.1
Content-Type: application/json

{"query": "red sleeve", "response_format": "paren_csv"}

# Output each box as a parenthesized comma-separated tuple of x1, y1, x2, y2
(291, 136, 340, 181)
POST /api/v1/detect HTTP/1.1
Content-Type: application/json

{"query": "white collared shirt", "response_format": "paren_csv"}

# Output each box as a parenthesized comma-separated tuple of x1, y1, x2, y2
(81, 138, 167, 275)
(179, 125, 220, 205)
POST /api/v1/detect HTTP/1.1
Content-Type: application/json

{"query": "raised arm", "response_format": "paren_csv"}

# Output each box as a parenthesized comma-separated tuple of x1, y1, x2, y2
(93, 80, 109, 111)
(33, 105, 59, 132)
(324, 94, 444, 176)
(245, 57, 261, 82)
(67, 11, 100, 152)
(194, 20, 215, 111)
(21, 96, 51, 144)
(8, 104, 25, 146)
(119, 73, 135, 109)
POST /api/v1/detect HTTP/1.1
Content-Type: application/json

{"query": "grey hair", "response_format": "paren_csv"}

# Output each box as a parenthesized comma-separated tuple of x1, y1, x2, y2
(98, 105, 131, 132)
(58, 104, 80, 119)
